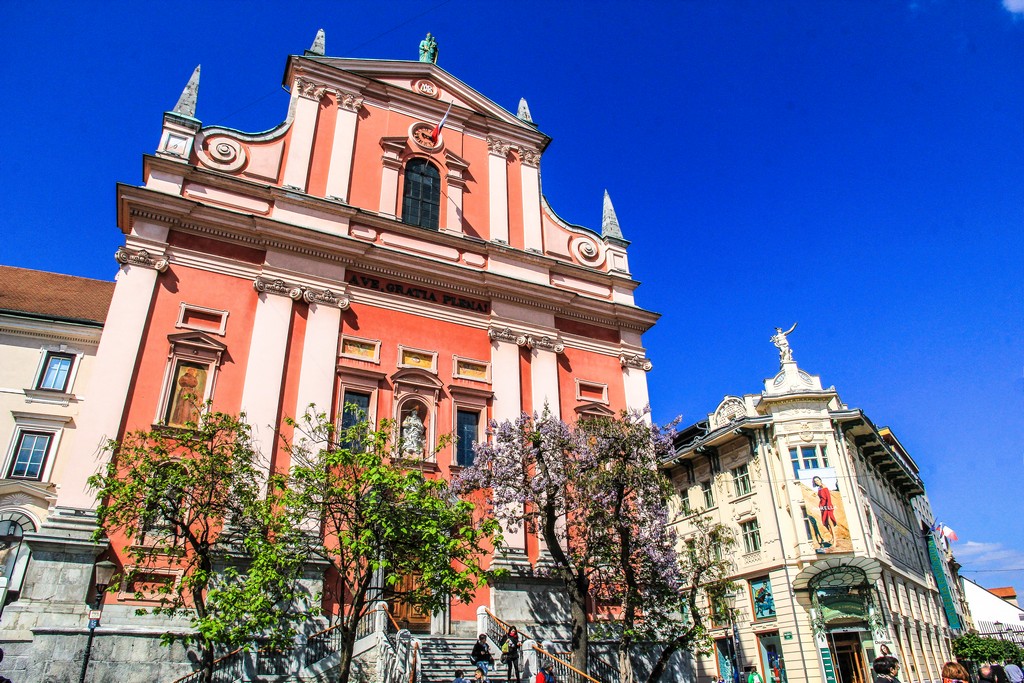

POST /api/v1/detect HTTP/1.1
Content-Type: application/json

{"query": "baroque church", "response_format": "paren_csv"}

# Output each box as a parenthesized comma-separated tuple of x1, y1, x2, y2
(0, 31, 658, 681)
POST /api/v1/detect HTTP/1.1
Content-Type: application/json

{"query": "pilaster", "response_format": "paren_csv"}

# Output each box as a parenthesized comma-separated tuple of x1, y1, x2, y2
(519, 148, 543, 252)
(324, 91, 364, 202)
(293, 287, 349, 421)
(240, 276, 301, 458)
(487, 137, 511, 243)
(282, 78, 326, 192)
(57, 247, 167, 510)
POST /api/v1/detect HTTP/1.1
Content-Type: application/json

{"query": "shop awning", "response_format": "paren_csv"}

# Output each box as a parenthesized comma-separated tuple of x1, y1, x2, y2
(792, 556, 883, 591)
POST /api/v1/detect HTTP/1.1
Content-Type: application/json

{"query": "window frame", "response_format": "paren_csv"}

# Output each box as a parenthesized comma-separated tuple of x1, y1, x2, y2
(701, 479, 716, 509)
(454, 408, 480, 468)
(448, 384, 492, 471)
(789, 444, 830, 477)
(7, 431, 52, 481)
(175, 303, 229, 336)
(575, 379, 609, 405)
(154, 333, 226, 427)
(400, 158, 442, 230)
(732, 463, 753, 498)
(452, 355, 491, 384)
(740, 519, 762, 554)
(340, 335, 382, 364)
(36, 352, 76, 393)
(3, 412, 70, 484)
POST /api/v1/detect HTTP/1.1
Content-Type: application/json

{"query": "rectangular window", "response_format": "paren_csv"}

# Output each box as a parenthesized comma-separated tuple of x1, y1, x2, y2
(789, 444, 829, 476)
(741, 519, 762, 553)
(341, 390, 371, 451)
(680, 490, 692, 516)
(9, 432, 51, 480)
(455, 410, 479, 467)
(732, 464, 752, 497)
(38, 353, 74, 392)
(701, 480, 715, 509)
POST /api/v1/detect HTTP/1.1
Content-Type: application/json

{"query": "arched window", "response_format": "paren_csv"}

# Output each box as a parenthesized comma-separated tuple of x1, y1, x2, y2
(401, 159, 440, 230)
(0, 511, 36, 605)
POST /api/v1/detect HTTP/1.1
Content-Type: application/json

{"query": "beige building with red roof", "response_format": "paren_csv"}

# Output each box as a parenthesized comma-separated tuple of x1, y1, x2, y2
(0, 266, 113, 610)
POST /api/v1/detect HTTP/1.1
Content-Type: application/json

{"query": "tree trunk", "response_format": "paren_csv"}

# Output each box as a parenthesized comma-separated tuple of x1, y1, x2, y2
(567, 571, 589, 673)
(645, 635, 685, 683)
(199, 643, 214, 683)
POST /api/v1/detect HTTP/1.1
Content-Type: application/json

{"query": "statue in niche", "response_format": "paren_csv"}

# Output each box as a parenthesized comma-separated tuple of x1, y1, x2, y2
(419, 33, 438, 63)
(401, 406, 426, 455)
(770, 323, 798, 363)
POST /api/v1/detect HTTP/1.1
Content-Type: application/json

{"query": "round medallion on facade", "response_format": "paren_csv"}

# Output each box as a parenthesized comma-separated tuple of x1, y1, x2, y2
(410, 122, 442, 151)
(710, 396, 746, 429)
(413, 79, 440, 99)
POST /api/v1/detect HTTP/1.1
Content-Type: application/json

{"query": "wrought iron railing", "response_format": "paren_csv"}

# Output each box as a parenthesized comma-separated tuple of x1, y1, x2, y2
(305, 622, 343, 665)
(171, 647, 245, 683)
(380, 628, 420, 683)
(482, 607, 602, 683)
(586, 649, 618, 683)
(534, 643, 602, 683)
(256, 647, 291, 676)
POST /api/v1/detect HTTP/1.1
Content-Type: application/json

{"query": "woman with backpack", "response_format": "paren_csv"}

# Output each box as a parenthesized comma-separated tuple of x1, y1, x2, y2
(498, 625, 522, 683)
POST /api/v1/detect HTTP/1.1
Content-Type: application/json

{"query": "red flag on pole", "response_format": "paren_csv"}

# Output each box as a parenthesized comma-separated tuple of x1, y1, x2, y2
(431, 101, 453, 142)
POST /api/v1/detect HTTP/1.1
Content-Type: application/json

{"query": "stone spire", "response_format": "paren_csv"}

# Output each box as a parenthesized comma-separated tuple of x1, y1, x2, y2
(601, 190, 624, 240)
(171, 65, 200, 118)
(517, 98, 533, 123)
(307, 28, 326, 56)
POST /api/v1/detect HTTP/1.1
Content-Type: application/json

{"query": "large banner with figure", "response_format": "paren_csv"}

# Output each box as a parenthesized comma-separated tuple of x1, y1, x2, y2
(798, 468, 852, 554)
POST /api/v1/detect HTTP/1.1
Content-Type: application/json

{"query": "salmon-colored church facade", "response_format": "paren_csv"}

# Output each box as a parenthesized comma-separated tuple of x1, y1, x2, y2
(13, 33, 658, 666)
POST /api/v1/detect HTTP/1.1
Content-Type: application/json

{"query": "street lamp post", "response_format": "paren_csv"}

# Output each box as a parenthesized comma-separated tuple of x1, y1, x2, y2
(78, 559, 116, 683)
(993, 621, 1006, 641)
(724, 592, 740, 683)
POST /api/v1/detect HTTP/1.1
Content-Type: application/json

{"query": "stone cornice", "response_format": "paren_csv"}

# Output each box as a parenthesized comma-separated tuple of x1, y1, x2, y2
(118, 183, 659, 333)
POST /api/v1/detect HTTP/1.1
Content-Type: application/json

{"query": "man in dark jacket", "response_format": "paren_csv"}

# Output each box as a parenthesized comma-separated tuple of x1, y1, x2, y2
(471, 634, 494, 682)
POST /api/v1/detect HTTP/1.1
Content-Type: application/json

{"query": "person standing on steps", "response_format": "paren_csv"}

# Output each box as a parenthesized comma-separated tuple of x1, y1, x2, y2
(471, 633, 494, 682)
(499, 625, 523, 683)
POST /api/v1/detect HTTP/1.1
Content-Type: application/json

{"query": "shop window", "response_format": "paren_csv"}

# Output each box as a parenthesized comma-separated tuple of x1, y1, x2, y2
(401, 158, 441, 230)
(732, 463, 752, 497)
(749, 577, 777, 620)
(741, 519, 762, 553)
(0, 512, 36, 603)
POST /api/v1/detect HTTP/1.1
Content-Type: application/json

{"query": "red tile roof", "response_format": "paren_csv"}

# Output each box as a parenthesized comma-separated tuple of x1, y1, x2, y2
(0, 265, 114, 325)
(991, 587, 1018, 599)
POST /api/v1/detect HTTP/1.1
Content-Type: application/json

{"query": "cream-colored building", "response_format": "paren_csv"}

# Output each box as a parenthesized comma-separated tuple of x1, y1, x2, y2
(664, 338, 963, 683)
(0, 266, 112, 610)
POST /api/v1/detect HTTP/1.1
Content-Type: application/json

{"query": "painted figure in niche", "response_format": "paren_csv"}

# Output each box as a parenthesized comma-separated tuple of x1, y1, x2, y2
(168, 363, 207, 425)
(813, 475, 837, 547)
(401, 406, 426, 455)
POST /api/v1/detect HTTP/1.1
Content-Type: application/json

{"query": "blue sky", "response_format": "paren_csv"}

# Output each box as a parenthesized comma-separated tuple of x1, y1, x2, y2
(2, 2, 1022, 590)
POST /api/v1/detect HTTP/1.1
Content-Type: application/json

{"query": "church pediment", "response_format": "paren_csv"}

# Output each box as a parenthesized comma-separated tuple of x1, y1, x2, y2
(307, 58, 541, 135)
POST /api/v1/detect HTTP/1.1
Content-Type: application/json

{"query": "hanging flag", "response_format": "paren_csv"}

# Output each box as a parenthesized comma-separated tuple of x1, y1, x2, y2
(431, 101, 453, 142)
(940, 524, 958, 542)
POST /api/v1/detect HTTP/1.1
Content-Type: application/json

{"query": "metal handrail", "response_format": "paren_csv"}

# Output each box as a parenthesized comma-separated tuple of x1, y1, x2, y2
(533, 642, 603, 683)
(483, 607, 602, 683)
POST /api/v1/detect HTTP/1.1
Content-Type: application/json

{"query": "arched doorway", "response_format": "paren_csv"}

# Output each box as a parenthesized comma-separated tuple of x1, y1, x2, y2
(0, 511, 36, 609)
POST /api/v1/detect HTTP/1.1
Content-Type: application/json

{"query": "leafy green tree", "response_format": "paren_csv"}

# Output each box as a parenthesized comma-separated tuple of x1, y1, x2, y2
(282, 407, 502, 683)
(952, 632, 1024, 665)
(90, 408, 309, 683)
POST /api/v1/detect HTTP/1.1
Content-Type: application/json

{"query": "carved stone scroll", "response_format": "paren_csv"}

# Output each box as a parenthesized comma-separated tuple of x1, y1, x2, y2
(254, 276, 303, 300)
(488, 327, 528, 346)
(302, 287, 350, 310)
(619, 353, 653, 372)
(527, 335, 565, 354)
(486, 136, 512, 156)
(115, 247, 169, 272)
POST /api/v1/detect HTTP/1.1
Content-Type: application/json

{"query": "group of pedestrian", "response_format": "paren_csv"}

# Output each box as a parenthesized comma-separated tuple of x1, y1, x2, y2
(976, 659, 1024, 683)
(459, 626, 555, 683)
(867, 657, 1024, 683)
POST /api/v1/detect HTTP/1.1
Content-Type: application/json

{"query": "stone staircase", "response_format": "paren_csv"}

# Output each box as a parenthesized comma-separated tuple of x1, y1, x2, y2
(417, 636, 516, 683)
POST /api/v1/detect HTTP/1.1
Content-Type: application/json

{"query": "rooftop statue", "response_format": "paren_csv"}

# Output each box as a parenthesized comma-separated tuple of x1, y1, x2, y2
(771, 323, 798, 363)
(419, 32, 438, 63)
